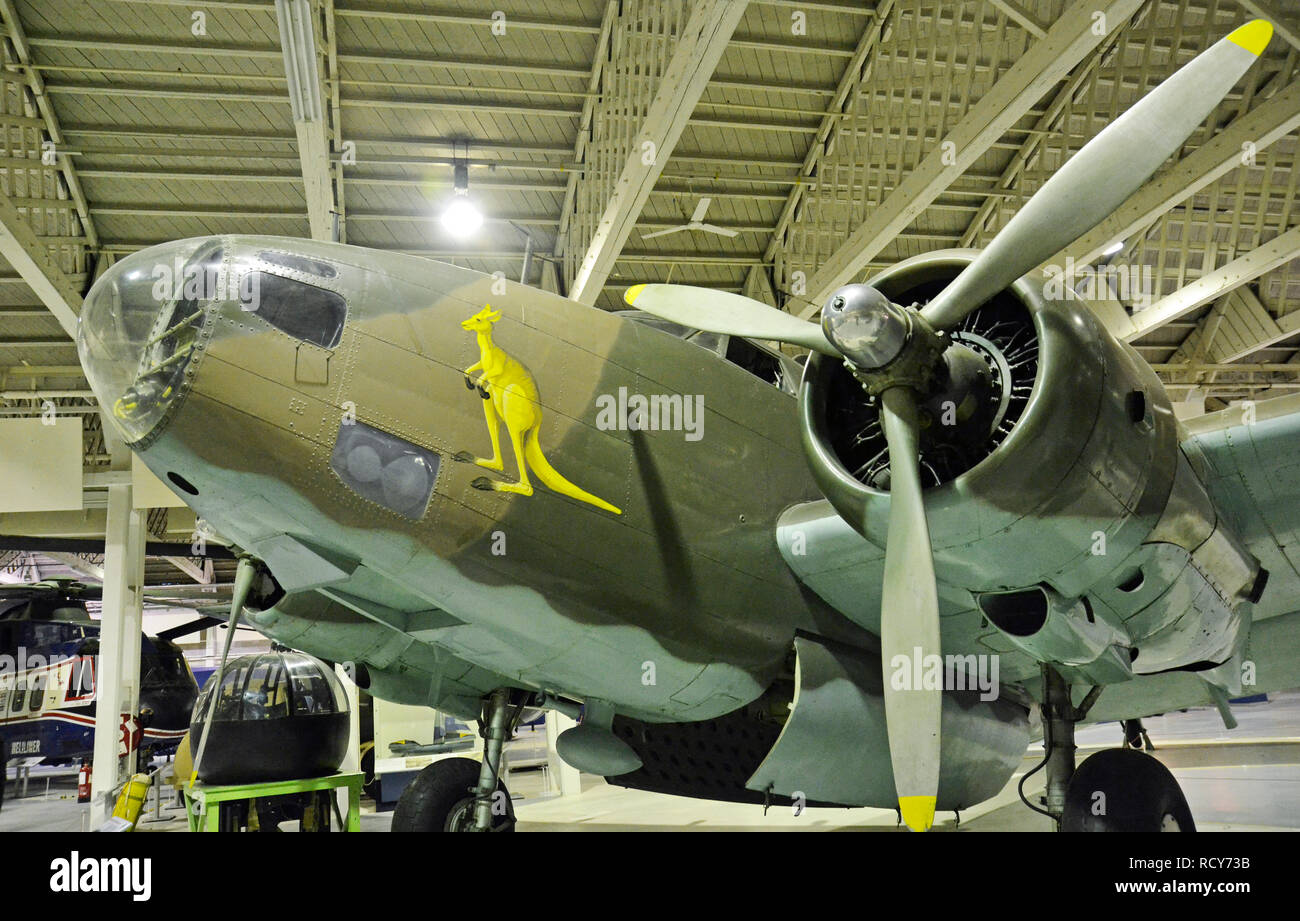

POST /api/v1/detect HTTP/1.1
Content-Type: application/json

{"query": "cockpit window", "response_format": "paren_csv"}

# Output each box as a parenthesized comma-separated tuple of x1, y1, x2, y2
(725, 336, 787, 389)
(141, 650, 187, 688)
(245, 272, 346, 349)
(257, 251, 338, 279)
(287, 658, 335, 715)
(624, 314, 692, 339)
(621, 313, 725, 355)
(330, 421, 439, 519)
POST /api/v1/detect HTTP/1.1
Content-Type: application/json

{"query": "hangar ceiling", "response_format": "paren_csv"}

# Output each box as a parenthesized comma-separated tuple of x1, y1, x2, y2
(0, 0, 1297, 444)
(0, 548, 236, 609)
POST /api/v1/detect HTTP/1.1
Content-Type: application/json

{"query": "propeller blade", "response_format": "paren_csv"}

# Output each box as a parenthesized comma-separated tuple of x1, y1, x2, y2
(921, 19, 1273, 331)
(694, 223, 739, 238)
(690, 197, 712, 223)
(640, 226, 689, 239)
(877, 386, 942, 832)
(624, 284, 841, 356)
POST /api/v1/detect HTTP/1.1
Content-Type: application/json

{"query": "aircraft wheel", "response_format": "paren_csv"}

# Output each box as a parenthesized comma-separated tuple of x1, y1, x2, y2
(1061, 748, 1195, 832)
(391, 757, 514, 832)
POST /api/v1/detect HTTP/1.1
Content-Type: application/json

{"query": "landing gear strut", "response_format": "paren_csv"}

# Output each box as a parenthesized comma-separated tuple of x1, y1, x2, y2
(391, 688, 519, 833)
(1025, 665, 1195, 832)
(471, 687, 514, 831)
(1040, 666, 1089, 819)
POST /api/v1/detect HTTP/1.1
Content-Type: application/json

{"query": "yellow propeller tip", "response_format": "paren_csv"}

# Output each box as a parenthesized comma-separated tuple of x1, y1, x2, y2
(624, 283, 646, 305)
(899, 795, 937, 832)
(1227, 19, 1272, 56)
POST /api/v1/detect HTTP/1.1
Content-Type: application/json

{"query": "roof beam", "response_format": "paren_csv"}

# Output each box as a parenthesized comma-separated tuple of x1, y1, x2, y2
(332, 1, 600, 34)
(959, 24, 1124, 247)
(987, 0, 1048, 39)
(1154, 363, 1300, 373)
(1061, 79, 1300, 269)
(164, 555, 213, 584)
(0, 336, 74, 347)
(1168, 285, 1300, 365)
(84, 242, 888, 273)
(554, 0, 617, 290)
(1122, 225, 1300, 340)
(274, 0, 338, 241)
(753, 0, 871, 11)
(0, 191, 82, 337)
(762, 0, 895, 277)
(0, 0, 98, 254)
(1219, 285, 1300, 359)
(568, 0, 749, 305)
(43, 552, 104, 582)
(1235, 0, 1300, 52)
(0, 0, 97, 343)
(799, 0, 1144, 315)
(323, 0, 345, 240)
(1166, 294, 1232, 368)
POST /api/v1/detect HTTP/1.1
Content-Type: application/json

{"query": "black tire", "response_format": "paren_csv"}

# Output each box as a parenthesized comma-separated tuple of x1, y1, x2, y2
(0, 738, 6, 815)
(1062, 748, 1195, 832)
(391, 757, 515, 832)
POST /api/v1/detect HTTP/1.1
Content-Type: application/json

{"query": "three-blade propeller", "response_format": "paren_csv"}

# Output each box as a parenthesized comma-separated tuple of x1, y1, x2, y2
(624, 20, 1272, 831)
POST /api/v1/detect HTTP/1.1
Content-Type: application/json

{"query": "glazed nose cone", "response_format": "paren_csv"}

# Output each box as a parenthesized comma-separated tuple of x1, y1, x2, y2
(78, 237, 223, 445)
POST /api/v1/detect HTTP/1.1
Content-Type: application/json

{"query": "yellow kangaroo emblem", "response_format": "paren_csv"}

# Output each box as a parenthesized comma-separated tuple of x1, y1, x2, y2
(455, 306, 621, 515)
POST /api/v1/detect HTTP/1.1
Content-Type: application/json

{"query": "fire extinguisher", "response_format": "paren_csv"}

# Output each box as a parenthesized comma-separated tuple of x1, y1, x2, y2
(77, 761, 92, 803)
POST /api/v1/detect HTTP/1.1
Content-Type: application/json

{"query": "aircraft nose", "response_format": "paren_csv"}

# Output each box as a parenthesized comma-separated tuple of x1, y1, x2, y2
(78, 238, 225, 444)
(138, 687, 197, 732)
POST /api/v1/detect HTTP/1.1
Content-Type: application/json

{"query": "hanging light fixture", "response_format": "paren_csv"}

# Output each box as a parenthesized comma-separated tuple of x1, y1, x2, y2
(441, 142, 482, 237)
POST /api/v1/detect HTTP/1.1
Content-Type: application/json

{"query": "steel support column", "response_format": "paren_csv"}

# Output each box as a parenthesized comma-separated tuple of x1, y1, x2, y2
(88, 482, 145, 827)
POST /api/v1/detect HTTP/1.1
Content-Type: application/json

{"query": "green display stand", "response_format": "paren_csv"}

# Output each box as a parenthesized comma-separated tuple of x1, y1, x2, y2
(183, 772, 363, 832)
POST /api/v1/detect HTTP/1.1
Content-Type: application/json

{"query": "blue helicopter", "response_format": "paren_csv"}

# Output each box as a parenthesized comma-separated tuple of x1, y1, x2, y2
(0, 578, 201, 804)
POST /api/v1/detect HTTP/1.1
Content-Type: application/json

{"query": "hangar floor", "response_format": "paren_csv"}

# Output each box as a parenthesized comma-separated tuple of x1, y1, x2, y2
(3, 692, 1297, 832)
(508, 691, 1300, 832)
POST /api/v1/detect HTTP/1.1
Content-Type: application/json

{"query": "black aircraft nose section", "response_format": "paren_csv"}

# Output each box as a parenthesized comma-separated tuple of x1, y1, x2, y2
(139, 685, 198, 732)
(189, 651, 350, 784)
(139, 637, 200, 735)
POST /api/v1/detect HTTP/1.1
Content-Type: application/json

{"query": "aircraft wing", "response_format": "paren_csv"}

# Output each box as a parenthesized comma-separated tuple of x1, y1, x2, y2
(1180, 393, 1300, 624)
(776, 500, 1045, 688)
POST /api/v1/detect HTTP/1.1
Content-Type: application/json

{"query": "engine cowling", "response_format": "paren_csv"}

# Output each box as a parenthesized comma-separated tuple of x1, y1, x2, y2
(797, 251, 1262, 682)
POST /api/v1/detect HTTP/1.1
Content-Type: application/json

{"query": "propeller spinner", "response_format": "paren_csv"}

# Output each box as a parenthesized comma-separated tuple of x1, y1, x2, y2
(624, 19, 1273, 831)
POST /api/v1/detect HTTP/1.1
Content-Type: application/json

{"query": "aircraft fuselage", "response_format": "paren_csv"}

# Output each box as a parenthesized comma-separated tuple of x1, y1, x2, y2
(80, 235, 868, 722)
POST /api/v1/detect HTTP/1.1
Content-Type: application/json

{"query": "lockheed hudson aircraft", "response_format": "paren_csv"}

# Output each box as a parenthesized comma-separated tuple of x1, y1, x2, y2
(75, 20, 1300, 831)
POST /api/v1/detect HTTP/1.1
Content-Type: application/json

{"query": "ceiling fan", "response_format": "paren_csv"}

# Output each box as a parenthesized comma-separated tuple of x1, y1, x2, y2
(641, 197, 737, 239)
